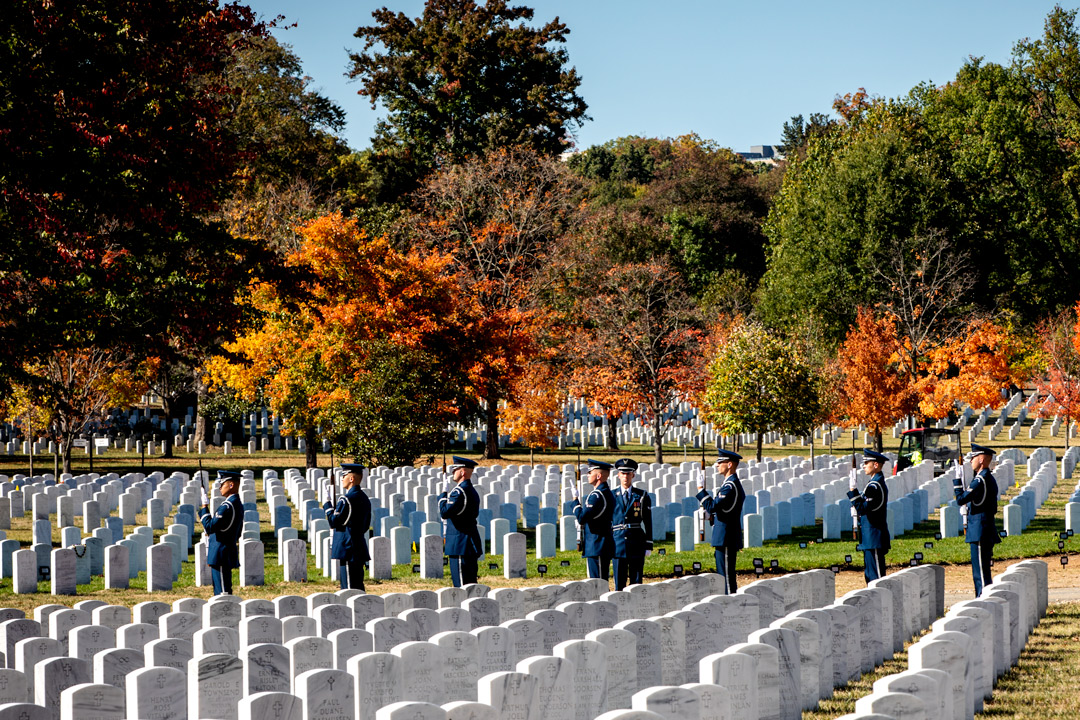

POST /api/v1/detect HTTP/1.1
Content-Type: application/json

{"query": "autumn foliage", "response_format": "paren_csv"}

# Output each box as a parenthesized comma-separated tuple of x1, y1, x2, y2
(836, 308, 917, 450)
(209, 212, 467, 466)
(918, 319, 1019, 418)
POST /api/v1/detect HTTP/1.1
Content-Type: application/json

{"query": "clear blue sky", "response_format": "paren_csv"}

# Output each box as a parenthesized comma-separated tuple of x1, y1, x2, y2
(244, 0, 1065, 153)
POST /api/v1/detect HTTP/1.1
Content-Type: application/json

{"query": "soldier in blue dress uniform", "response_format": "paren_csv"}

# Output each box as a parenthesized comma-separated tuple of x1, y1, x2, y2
(324, 463, 372, 590)
(611, 458, 653, 590)
(199, 470, 244, 595)
(848, 449, 891, 583)
(572, 459, 616, 581)
(955, 444, 1000, 596)
(439, 456, 483, 587)
(696, 449, 746, 592)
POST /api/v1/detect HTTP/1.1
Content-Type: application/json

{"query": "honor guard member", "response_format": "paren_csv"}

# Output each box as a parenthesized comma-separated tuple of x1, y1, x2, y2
(324, 464, 372, 590)
(199, 470, 244, 595)
(955, 444, 1000, 596)
(696, 449, 746, 593)
(572, 459, 616, 580)
(848, 449, 891, 583)
(611, 458, 653, 590)
(440, 456, 483, 587)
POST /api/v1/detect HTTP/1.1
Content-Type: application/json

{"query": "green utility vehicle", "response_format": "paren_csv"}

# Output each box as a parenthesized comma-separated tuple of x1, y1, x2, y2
(894, 427, 961, 475)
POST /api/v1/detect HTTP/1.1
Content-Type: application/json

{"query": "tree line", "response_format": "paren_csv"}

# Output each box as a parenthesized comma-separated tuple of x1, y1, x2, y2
(3, 1, 1080, 472)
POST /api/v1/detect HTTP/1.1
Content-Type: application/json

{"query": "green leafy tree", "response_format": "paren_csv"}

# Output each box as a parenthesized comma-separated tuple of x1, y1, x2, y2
(320, 342, 458, 467)
(0, 1, 269, 390)
(703, 321, 823, 461)
(348, 0, 588, 200)
(1014, 5, 1080, 214)
(570, 135, 776, 306)
(221, 33, 358, 255)
(776, 112, 837, 157)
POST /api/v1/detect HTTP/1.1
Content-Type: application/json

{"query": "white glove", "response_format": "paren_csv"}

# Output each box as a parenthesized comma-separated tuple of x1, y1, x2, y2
(571, 485, 579, 500)
(697, 472, 705, 492)
(645, 549, 652, 557)
(848, 469, 857, 491)
(200, 488, 208, 506)
(442, 477, 452, 494)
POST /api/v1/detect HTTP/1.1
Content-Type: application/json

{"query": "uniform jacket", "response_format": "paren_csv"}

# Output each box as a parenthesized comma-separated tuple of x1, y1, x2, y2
(848, 472, 891, 551)
(573, 481, 615, 558)
(696, 473, 746, 549)
(439, 478, 482, 558)
(612, 485, 653, 558)
(324, 486, 372, 563)
(955, 468, 1000, 545)
(199, 493, 244, 568)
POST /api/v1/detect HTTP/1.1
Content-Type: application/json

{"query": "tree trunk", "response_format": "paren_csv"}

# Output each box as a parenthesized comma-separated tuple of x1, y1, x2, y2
(652, 411, 663, 464)
(874, 427, 884, 453)
(161, 398, 174, 459)
(305, 425, 318, 469)
(756, 432, 763, 462)
(61, 434, 73, 475)
(484, 392, 501, 460)
(605, 418, 619, 451)
(194, 374, 209, 444)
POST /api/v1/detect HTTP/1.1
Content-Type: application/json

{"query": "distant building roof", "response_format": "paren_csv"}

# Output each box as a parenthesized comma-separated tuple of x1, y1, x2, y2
(736, 144, 785, 163)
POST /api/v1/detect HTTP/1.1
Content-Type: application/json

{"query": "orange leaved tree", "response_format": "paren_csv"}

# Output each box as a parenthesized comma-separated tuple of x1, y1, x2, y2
(836, 308, 917, 451)
(918, 318, 1018, 420)
(209, 212, 468, 467)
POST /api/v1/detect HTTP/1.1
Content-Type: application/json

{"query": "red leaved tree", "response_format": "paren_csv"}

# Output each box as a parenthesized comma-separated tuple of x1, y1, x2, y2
(414, 147, 580, 458)
(1035, 305, 1080, 449)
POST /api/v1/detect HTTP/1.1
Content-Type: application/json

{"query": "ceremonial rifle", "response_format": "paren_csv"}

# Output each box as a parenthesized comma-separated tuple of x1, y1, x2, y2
(850, 430, 860, 542)
(576, 447, 584, 552)
(698, 432, 708, 541)
(441, 437, 449, 542)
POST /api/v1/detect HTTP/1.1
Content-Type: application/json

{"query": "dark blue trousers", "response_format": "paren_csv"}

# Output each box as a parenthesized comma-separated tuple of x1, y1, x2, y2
(448, 556, 478, 587)
(714, 545, 739, 593)
(340, 560, 365, 590)
(970, 541, 994, 596)
(612, 556, 645, 590)
(210, 566, 233, 595)
(586, 552, 612, 581)
(863, 548, 887, 584)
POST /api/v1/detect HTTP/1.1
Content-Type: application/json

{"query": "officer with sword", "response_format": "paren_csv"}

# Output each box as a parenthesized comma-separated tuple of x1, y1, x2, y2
(611, 458, 652, 589)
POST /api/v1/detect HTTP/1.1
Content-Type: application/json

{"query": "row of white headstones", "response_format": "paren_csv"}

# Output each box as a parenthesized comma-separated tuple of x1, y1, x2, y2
(0, 557, 1049, 720)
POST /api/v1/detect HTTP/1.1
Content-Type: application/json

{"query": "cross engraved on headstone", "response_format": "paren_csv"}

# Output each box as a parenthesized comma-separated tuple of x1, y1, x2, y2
(92, 691, 103, 706)
(272, 700, 284, 719)
(157, 673, 167, 689)
(327, 675, 336, 691)
(19, 711, 29, 720)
